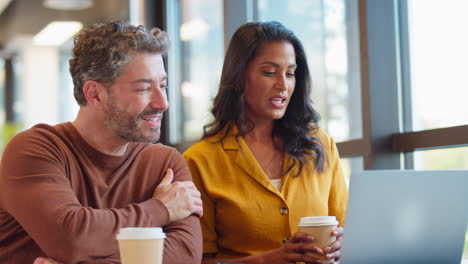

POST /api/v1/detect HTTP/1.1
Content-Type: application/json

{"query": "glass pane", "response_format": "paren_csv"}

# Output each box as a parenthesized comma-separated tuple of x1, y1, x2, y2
(340, 156, 363, 188)
(464, 229, 468, 261)
(414, 146, 468, 170)
(258, 0, 362, 142)
(0, 58, 22, 156)
(0, 59, 4, 124)
(178, 0, 224, 141)
(408, 0, 468, 130)
(0, 59, 5, 154)
(58, 43, 79, 123)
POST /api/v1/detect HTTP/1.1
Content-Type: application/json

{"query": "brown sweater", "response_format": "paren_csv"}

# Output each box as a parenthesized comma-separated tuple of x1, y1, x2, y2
(0, 122, 202, 264)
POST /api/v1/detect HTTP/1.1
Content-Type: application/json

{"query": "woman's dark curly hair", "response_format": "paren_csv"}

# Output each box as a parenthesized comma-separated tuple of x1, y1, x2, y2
(203, 21, 325, 174)
(69, 21, 170, 105)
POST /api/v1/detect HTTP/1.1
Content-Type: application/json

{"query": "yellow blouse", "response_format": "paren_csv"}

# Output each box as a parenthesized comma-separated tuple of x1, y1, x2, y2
(183, 126, 348, 259)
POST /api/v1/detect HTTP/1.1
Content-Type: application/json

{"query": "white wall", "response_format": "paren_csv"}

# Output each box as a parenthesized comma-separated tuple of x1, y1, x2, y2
(20, 46, 60, 129)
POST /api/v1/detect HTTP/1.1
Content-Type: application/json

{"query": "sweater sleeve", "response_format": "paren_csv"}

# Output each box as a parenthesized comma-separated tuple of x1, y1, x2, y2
(161, 149, 203, 264)
(0, 131, 200, 263)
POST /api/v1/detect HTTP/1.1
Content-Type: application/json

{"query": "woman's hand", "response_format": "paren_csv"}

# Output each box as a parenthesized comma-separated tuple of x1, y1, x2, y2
(324, 227, 344, 263)
(252, 232, 324, 264)
(202, 230, 344, 264)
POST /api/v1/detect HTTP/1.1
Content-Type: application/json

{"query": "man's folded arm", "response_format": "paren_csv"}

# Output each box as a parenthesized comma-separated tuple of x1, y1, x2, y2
(160, 149, 203, 263)
(0, 134, 170, 263)
(162, 215, 202, 264)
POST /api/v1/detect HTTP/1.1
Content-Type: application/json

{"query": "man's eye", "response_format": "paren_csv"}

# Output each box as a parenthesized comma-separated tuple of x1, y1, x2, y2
(136, 87, 150, 92)
(160, 84, 167, 90)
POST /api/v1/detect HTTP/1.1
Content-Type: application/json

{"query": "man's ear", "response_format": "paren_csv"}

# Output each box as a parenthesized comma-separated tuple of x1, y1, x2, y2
(82, 80, 105, 106)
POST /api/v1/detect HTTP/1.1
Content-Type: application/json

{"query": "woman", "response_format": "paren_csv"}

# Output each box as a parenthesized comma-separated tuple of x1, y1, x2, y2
(183, 21, 348, 264)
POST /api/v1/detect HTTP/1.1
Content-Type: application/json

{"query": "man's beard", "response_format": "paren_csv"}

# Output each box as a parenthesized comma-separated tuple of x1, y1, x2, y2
(103, 95, 163, 143)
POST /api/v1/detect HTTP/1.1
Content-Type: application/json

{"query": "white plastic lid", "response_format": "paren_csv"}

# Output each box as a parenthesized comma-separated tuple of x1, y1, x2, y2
(116, 227, 166, 240)
(298, 216, 339, 227)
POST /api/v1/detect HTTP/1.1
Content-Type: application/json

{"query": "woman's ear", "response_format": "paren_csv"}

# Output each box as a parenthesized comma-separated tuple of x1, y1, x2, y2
(82, 80, 104, 106)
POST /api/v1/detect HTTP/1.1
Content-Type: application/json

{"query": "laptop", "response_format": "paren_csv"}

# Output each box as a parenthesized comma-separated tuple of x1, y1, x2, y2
(340, 170, 468, 264)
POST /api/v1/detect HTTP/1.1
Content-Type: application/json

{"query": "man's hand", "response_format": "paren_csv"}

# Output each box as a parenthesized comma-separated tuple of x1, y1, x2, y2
(33, 257, 62, 264)
(153, 169, 203, 223)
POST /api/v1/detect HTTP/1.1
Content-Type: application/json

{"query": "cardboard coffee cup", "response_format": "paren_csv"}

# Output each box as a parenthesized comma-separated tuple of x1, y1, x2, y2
(117, 227, 165, 264)
(298, 216, 339, 264)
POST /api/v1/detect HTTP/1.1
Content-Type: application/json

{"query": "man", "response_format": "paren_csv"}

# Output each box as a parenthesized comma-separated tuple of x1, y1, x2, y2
(0, 21, 203, 264)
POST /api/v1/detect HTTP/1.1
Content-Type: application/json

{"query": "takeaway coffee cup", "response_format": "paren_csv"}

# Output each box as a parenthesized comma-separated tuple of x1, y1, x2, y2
(117, 227, 166, 264)
(298, 216, 339, 264)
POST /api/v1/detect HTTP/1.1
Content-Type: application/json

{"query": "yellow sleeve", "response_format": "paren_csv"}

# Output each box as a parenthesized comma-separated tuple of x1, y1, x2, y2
(327, 136, 349, 227)
(183, 149, 218, 254)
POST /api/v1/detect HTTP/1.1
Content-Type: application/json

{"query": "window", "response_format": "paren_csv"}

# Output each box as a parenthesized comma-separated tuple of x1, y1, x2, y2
(465, 230, 468, 260)
(167, 0, 224, 143)
(258, 0, 362, 142)
(407, 0, 468, 131)
(0, 58, 22, 156)
(340, 156, 364, 188)
(0, 59, 4, 122)
(0, 59, 5, 152)
(58, 42, 79, 123)
(414, 146, 468, 170)
(391, 0, 468, 172)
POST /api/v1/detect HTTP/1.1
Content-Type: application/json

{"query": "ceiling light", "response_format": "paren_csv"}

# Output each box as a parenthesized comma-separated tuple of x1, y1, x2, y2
(0, 0, 14, 15)
(33, 21, 83, 46)
(180, 18, 210, 41)
(43, 0, 93, 10)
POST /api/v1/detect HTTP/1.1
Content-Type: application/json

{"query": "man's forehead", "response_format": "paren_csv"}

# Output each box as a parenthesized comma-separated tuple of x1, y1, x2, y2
(131, 75, 167, 84)
(118, 53, 166, 78)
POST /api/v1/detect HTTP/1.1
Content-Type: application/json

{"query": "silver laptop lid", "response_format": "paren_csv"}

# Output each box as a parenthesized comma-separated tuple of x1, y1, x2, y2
(341, 170, 468, 264)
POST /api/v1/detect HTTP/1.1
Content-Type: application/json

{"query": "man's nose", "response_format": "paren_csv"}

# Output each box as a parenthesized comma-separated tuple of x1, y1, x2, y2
(150, 88, 169, 111)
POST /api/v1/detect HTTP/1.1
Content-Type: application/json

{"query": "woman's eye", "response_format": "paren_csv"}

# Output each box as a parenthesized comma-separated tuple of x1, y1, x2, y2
(286, 72, 296, 77)
(262, 71, 275, 76)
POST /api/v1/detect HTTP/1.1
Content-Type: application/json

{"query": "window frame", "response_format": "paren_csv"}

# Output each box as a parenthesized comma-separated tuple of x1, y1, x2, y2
(342, 0, 468, 170)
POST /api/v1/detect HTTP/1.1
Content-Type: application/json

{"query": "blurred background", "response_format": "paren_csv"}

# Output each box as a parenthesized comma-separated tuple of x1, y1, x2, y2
(0, 0, 467, 258)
